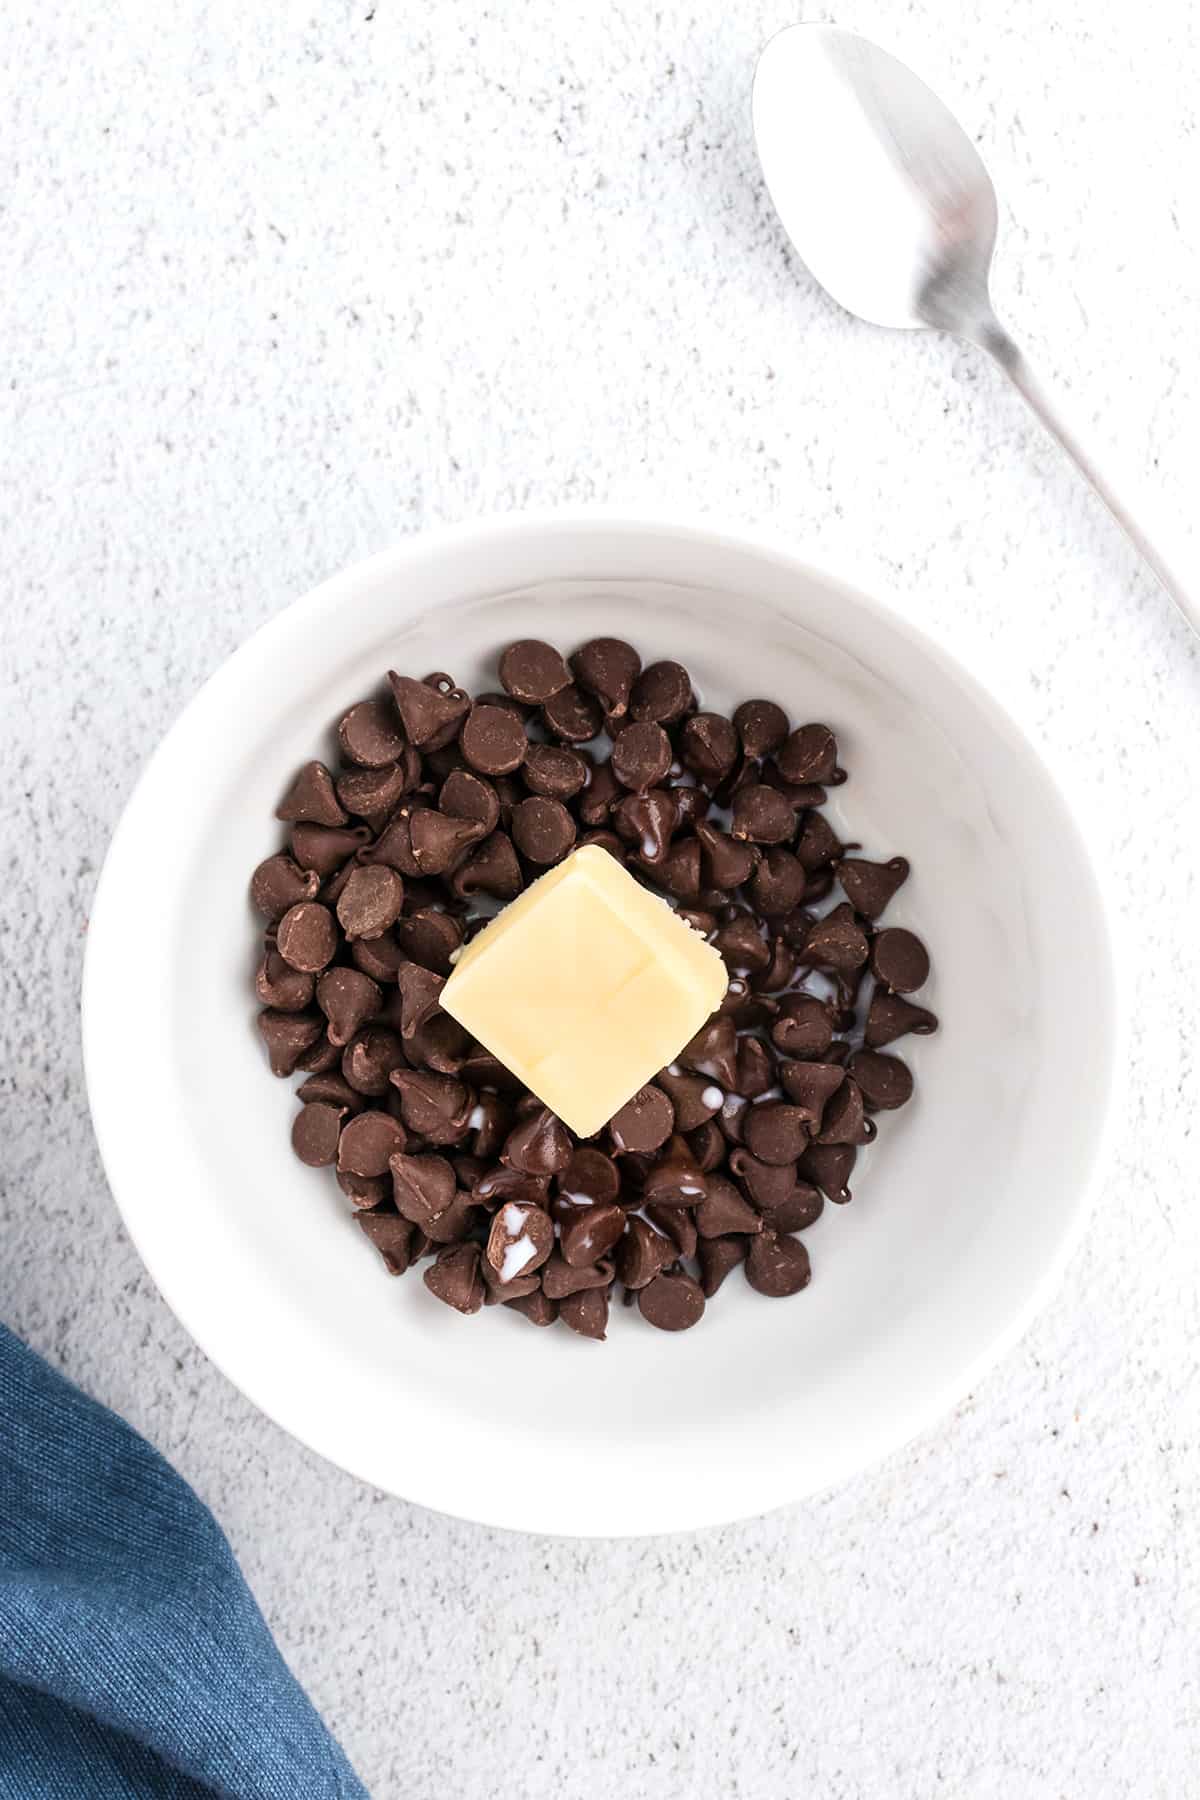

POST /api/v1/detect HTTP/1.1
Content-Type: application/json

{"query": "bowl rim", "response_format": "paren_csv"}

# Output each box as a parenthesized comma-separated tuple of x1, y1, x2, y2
(82, 506, 1123, 1535)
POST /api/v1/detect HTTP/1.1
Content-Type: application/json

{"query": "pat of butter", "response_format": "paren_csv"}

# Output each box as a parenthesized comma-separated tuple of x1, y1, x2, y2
(440, 844, 728, 1137)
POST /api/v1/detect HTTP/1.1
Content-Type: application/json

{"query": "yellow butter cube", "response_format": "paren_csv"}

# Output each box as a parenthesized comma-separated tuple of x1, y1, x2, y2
(440, 845, 728, 1137)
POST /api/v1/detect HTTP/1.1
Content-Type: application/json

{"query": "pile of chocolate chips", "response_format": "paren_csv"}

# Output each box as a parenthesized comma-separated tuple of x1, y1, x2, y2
(250, 638, 937, 1340)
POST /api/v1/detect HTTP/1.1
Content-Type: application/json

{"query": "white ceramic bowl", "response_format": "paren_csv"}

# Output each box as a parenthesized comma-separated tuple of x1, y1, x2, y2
(83, 513, 1117, 1536)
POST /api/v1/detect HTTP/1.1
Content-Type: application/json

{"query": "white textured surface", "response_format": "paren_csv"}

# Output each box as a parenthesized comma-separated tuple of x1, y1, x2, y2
(1, 1, 1197, 1794)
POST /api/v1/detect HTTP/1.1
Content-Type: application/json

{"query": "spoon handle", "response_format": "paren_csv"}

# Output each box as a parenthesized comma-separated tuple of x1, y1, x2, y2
(973, 316, 1198, 640)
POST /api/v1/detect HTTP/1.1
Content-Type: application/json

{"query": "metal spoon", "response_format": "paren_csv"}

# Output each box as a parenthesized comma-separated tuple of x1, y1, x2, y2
(752, 23, 1197, 637)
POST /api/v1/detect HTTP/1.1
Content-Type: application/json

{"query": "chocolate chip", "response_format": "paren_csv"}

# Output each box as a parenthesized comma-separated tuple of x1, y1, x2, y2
(569, 638, 641, 717)
(680, 1014, 739, 1089)
(802, 904, 869, 976)
(695, 1175, 761, 1238)
(778, 1061, 845, 1133)
(338, 1169, 389, 1211)
(356, 807, 420, 877)
(511, 796, 576, 865)
(336, 761, 416, 829)
(499, 640, 572, 704)
(255, 946, 315, 1013)
(761, 1182, 823, 1234)
(294, 1035, 341, 1074)
(613, 790, 678, 865)
(501, 1106, 572, 1177)
(460, 703, 528, 776)
(734, 1036, 776, 1099)
(541, 1251, 616, 1300)
(337, 699, 407, 768)
(795, 811, 843, 871)
(316, 967, 382, 1045)
(678, 712, 739, 783)
(337, 1109, 407, 1178)
(750, 848, 807, 917)
(771, 994, 836, 1059)
(698, 1236, 747, 1296)
(688, 1117, 730, 1171)
(641, 1135, 707, 1206)
(358, 1212, 415, 1276)
(638, 1270, 705, 1331)
(257, 1009, 325, 1076)
(297, 1071, 363, 1113)
(742, 1102, 809, 1165)
(350, 930, 406, 984)
(798, 1143, 856, 1204)
(560, 1201, 626, 1268)
(276, 761, 348, 827)
(836, 856, 909, 919)
(522, 743, 590, 800)
(848, 1050, 914, 1111)
(611, 721, 672, 792)
(389, 1069, 471, 1144)
(396, 908, 464, 974)
(714, 915, 771, 975)
(871, 927, 931, 993)
(389, 1151, 456, 1225)
(864, 987, 938, 1047)
(387, 672, 470, 750)
(291, 1102, 344, 1166)
(653, 839, 703, 900)
(541, 683, 604, 744)
(578, 759, 621, 826)
(695, 821, 758, 891)
(612, 1218, 673, 1291)
(560, 1286, 610, 1340)
(746, 1230, 811, 1297)
(334, 865, 404, 942)
(475, 1166, 551, 1206)
(250, 853, 321, 921)
(343, 1026, 406, 1096)
(289, 826, 370, 883)
(731, 784, 795, 846)
(451, 831, 525, 900)
(579, 829, 625, 860)
(475, 690, 531, 721)
(644, 1202, 698, 1258)
(409, 808, 488, 876)
(505, 1288, 558, 1326)
(559, 1146, 621, 1205)
(485, 1200, 554, 1279)
(608, 1084, 675, 1154)
(754, 936, 797, 993)
(424, 1242, 485, 1314)
(391, 961, 445, 1042)
(734, 698, 789, 758)
(723, 1147, 792, 1211)
(655, 1069, 723, 1133)
(440, 769, 501, 833)
(775, 723, 842, 786)
(423, 1191, 483, 1244)
(630, 661, 692, 726)
(276, 902, 338, 973)
(815, 1078, 873, 1146)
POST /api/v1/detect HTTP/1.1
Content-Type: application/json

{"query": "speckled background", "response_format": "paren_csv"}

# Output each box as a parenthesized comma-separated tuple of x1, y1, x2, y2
(2, 1, 1198, 1794)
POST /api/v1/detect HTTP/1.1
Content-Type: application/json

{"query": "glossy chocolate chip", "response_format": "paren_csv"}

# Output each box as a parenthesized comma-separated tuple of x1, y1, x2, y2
(342, 1026, 406, 1096)
(609, 1085, 675, 1154)
(761, 1182, 823, 1234)
(336, 865, 404, 941)
(559, 1146, 621, 1205)
(641, 1135, 707, 1206)
(388, 672, 470, 750)
(836, 855, 910, 919)
(358, 1212, 415, 1276)
(390, 1151, 457, 1225)
(511, 796, 576, 864)
(734, 698, 789, 758)
(815, 1079, 874, 1146)
(714, 915, 771, 975)
(613, 790, 678, 865)
(337, 699, 407, 768)
(644, 1202, 698, 1258)
(440, 769, 501, 833)
(848, 1050, 914, 1110)
(389, 1069, 472, 1143)
(795, 811, 843, 872)
(614, 1218, 675, 1290)
(611, 721, 672, 792)
(559, 1286, 610, 1340)
(275, 761, 348, 827)
(802, 904, 869, 976)
(695, 1175, 761, 1238)
(678, 712, 739, 783)
(734, 1036, 776, 1099)
(502, 1106, 572, 1177)
(317, 967, 382, 1046)
(391, 961, 445, 1042)
(695, 821, 758, 891)
(775, 723, 842, 786)
(396, 908, 464, 975)
(680, 1014, 739, 1089)
(560, 1202, 626, 1269)
(870, 927, 931, 993)
(290, 823, 372, 879)
(522, 743, 589, 800)
(276, 902, 338, 973)
(771, 994, 836, 1059)
(460, 703, 528, 776)
(698, 1236, 747, 1296)
(250, 853, 321, 921)
(864, 987, 938, 1048)
(578, 759, 621, 826)
(424, 1242, 485, 1314)
(541, 1251, 616, 1300)
(499, 639, 572, 704)
(655, 1069, 723, 1133)
(335, 761, 415, 828)
(569, 638, 641, 718)
(746, 1230, 811, 1297)
(337, 1109, 407, 1178)
(451, 831, 525, 900)
(409, 808, 488, 876)
(653, 838, 703, 900)
(291, 1102, 344, 1167)
(505, 1288, 558, 1326)
(485, 1201, 554, 1279)
(638, 1270, 705, 1331)
(731, 784, 796, 846)
(751, 848, 807, 917)
(629, 660, 692, 726)
(541, 683, 604, 744)
(742, 1101, 809, 1166)
(797, 1142, 856, 1204)
(778, 1061, 845, 1133)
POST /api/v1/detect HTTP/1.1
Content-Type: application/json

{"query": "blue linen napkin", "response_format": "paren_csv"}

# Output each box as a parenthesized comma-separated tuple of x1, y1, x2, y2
(0, 1324, 368, 1799)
